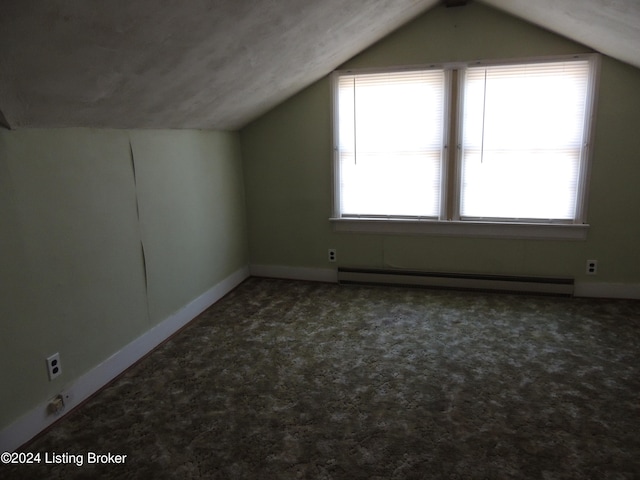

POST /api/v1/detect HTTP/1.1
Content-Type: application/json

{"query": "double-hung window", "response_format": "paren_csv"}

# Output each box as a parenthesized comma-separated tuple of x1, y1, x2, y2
(331, 55, 598, 239)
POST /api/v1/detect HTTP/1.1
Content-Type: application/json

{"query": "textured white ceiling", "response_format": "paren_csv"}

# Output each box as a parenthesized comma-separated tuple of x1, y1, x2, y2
(0, 0, 438, 130)
(482, 0, 640, 70)
(0, 0, 638, 130)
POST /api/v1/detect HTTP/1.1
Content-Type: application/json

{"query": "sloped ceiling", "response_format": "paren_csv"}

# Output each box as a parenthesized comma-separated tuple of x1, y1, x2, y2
(483, 0, 640, 70)
(0, 0, 438, 130)
(0, 0, 638, 131)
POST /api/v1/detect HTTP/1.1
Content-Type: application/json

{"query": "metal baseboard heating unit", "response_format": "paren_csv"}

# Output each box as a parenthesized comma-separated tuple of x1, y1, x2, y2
(337, 267, 575, 296)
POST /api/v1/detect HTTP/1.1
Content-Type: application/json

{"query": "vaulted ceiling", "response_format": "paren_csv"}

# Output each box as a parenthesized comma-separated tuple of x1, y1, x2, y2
(1, 0, 638, 131)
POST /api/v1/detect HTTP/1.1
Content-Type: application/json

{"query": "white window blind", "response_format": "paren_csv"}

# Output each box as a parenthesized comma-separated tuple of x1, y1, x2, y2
(336, 69, 445, 218)
(460, 60, 591, 221)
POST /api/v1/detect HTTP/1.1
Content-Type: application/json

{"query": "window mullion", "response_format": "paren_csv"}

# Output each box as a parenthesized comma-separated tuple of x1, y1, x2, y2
(445, 68, 462, 221)
(440, 69, 451, 220)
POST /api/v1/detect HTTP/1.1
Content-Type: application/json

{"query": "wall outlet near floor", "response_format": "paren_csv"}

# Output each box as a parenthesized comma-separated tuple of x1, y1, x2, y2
(46, 352, 62, 380)
(328, 248, 337, 262)
(47, 394, 65, 415)
(586, 259, 598, 275)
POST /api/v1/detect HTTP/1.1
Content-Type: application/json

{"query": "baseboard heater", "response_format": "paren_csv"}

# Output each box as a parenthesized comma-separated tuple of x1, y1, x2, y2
(337, 267, 574, 296)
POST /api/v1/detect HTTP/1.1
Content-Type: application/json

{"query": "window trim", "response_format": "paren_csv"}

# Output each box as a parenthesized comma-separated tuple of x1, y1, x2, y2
(330, 54, 600, 240)
(330, 217, 589, 240)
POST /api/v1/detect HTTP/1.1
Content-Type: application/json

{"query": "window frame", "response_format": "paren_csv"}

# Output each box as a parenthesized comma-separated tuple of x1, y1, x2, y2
(330, 54, 600, 240)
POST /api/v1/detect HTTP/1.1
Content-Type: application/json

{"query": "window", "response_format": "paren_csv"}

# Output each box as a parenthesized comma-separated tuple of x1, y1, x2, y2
(331, 55, 598, 239)
(336, 70, 446, 218)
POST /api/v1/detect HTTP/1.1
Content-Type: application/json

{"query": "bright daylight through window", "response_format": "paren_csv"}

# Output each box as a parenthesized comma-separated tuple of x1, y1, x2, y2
(332, 55, 598, 237)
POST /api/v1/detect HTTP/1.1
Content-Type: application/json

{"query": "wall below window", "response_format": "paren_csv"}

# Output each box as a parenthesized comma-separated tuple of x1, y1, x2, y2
(241, 2, 640, 293)
(0, 128, 249, 437)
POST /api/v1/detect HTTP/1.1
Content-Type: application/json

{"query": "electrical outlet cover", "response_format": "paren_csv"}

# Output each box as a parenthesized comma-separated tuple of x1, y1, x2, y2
(46, 353, 62, 380)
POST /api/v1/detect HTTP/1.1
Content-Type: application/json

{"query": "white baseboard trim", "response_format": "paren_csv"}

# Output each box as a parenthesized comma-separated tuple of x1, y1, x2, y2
(0, 266, 250, 453)
(250, 265, 337, 283)
(574, 281, 640, 299)
(247, 266, 640, 300)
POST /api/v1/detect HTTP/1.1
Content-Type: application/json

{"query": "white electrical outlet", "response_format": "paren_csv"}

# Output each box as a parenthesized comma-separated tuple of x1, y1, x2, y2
(328, 248, 337, 262)
(586, 259, 598, 275)
(46, 353, 62, 380)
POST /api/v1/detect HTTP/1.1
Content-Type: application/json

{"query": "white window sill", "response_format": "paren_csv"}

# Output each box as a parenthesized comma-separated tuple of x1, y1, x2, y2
(329, 218, 589, 240)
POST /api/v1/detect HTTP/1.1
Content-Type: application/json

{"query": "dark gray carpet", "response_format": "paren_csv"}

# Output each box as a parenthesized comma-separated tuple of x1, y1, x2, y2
(4, 277, 640, 479)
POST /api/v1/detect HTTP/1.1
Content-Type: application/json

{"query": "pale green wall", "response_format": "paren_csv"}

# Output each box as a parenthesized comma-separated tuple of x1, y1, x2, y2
(241, 2, 640, 285)
(129, 130, 248, 322)
(0, 128, 248, 430)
